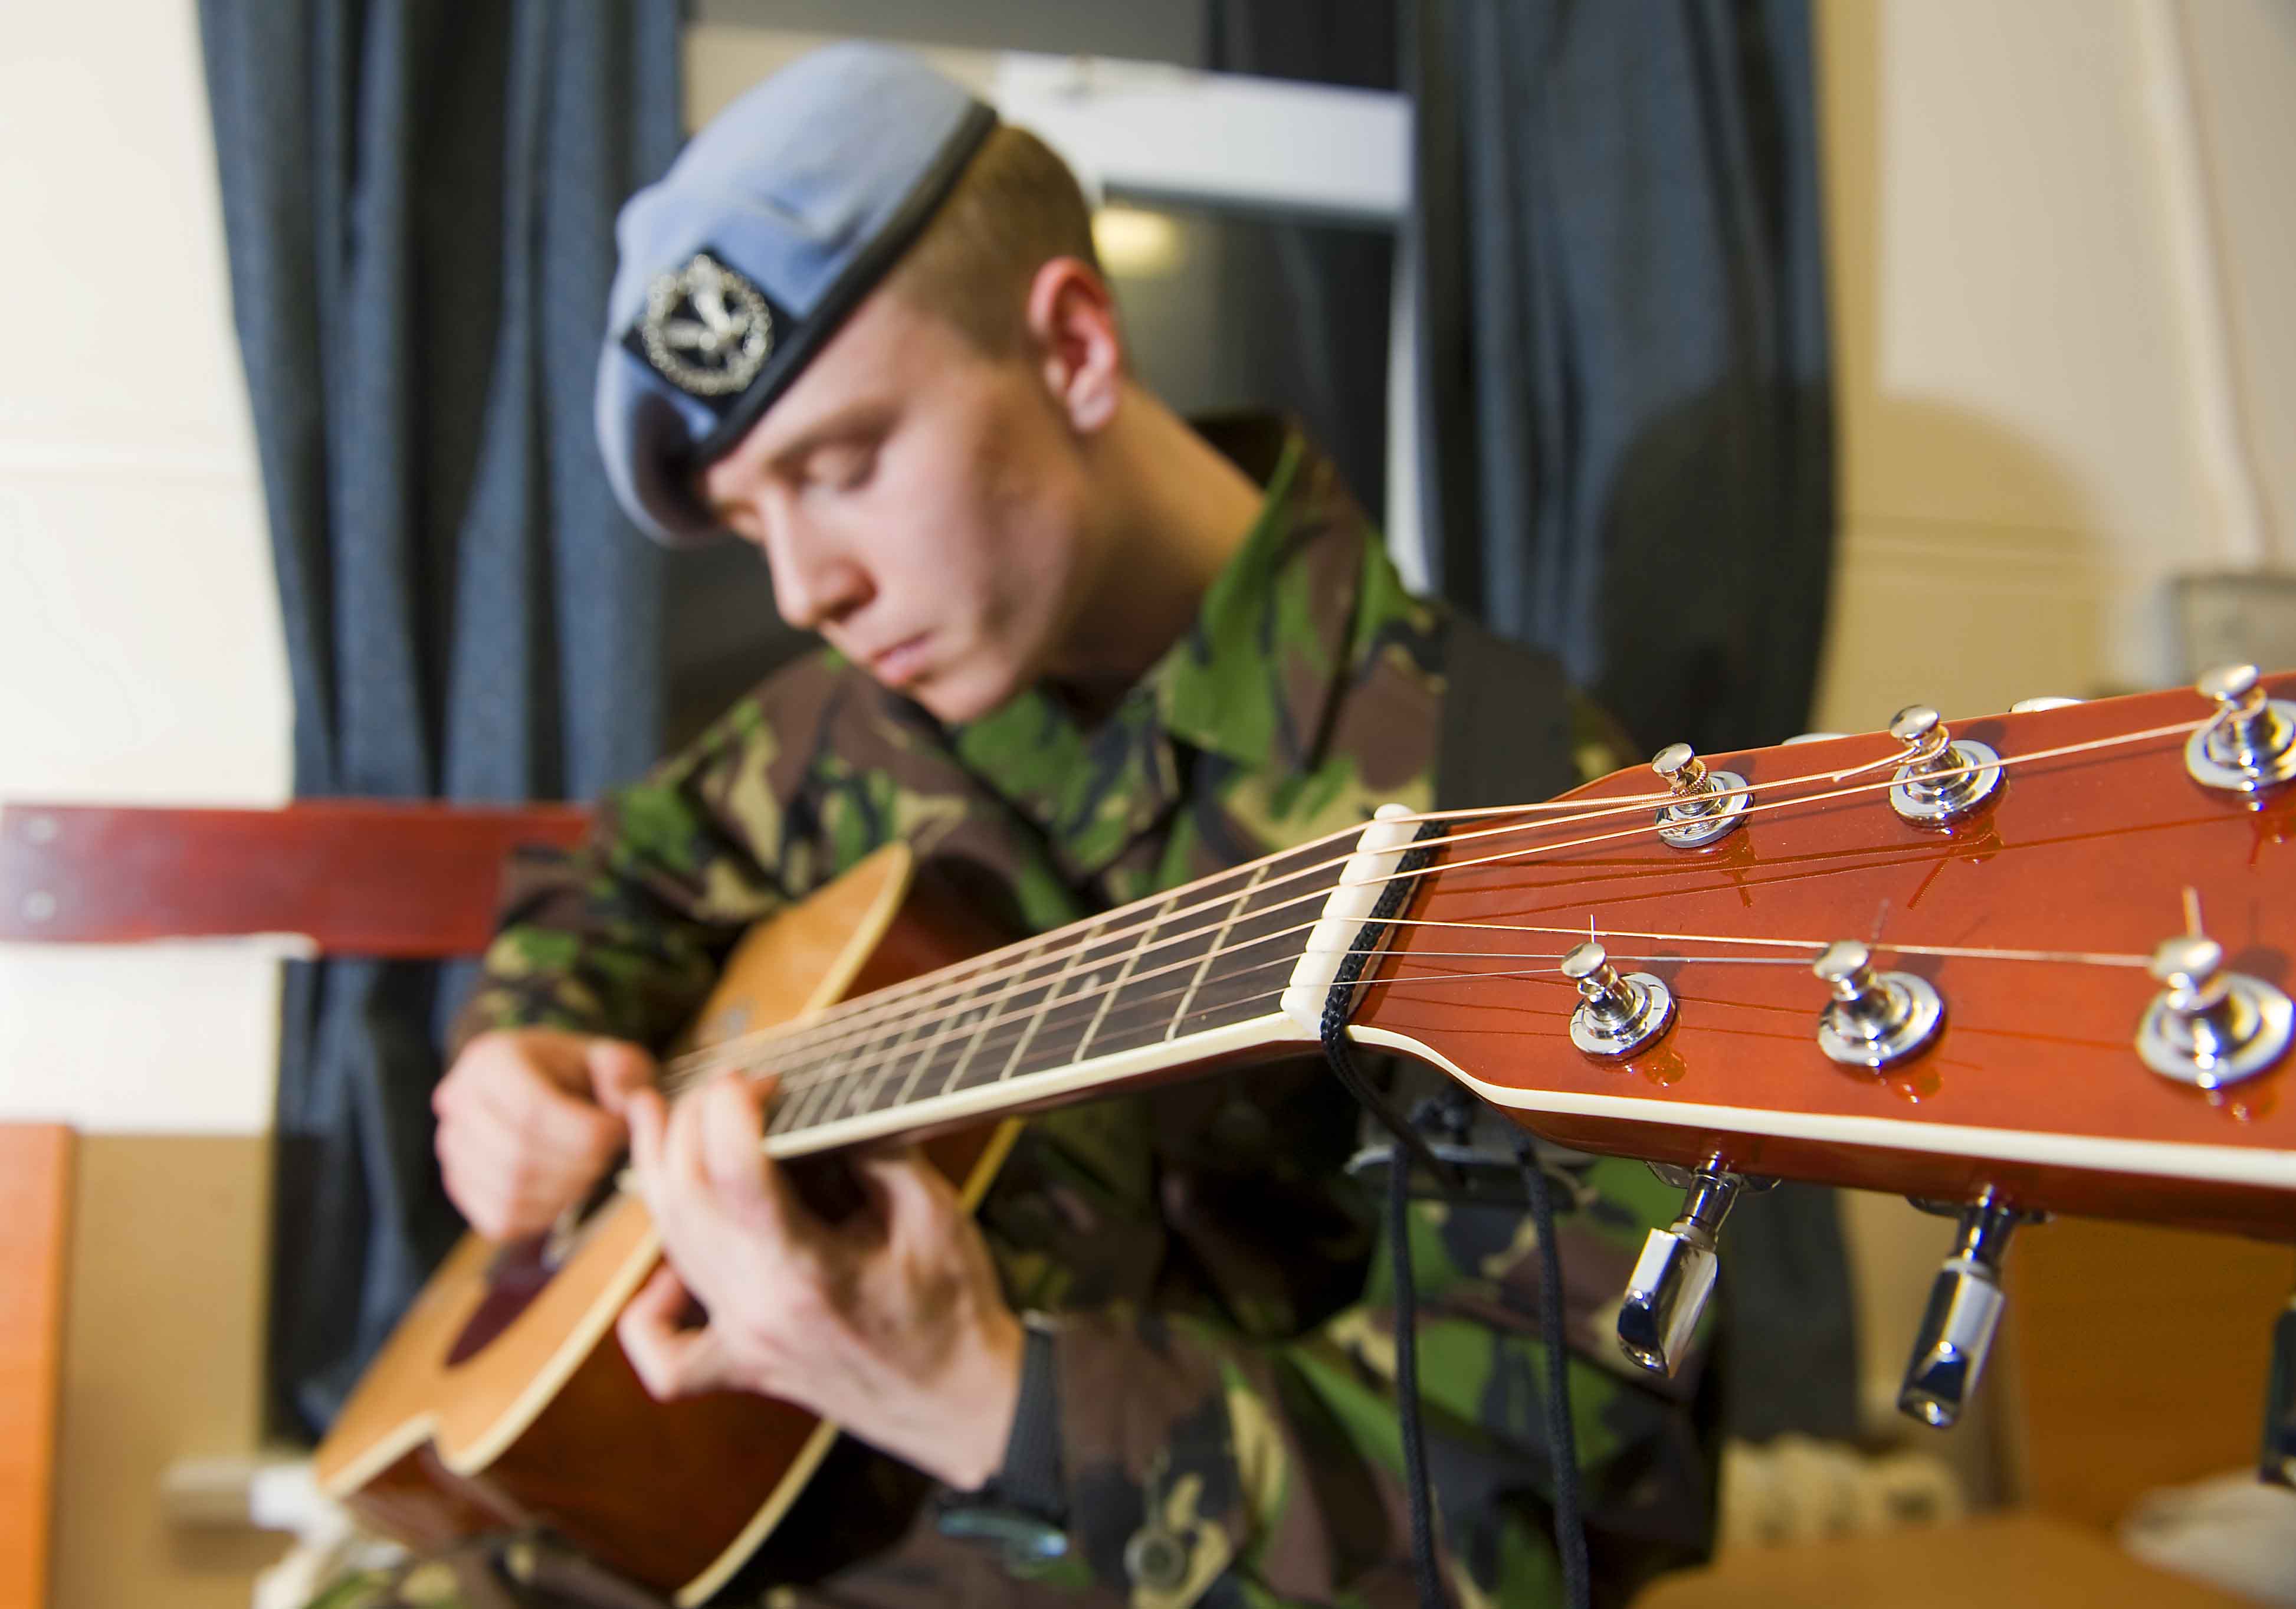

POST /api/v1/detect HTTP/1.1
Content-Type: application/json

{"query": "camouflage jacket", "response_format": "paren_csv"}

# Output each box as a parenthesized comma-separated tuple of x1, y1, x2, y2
(393, 418, 1716, 1609)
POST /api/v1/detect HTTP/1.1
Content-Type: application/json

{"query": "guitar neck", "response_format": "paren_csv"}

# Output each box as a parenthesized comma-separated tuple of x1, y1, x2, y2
(683, 836, 1356, 1159)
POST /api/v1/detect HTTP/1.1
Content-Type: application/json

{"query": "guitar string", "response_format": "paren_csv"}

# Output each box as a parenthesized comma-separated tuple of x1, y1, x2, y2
(762, 943, 2166, 1155)
(653, 739, 1986, 1076)
(708, 892, 2170, 1116)
(662, 714, 2205, 1109)
(671, 717, 2210, 1120)
(661, 713, 2203, 1084)
(721, 915, 2169, 1126)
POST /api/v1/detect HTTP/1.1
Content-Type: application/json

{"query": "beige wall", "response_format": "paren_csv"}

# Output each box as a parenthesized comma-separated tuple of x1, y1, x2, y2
(0, 4, 287, 1605)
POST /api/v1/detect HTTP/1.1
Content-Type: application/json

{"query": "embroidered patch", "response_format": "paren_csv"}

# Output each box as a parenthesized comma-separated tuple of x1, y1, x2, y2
(638, 251, 773, 396)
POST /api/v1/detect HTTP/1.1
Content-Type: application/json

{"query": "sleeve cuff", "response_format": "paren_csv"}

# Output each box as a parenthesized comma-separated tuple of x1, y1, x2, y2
(933, 1314, 1070, 1570)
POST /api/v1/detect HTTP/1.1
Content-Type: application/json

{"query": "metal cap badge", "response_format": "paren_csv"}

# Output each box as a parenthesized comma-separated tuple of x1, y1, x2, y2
(637, 253, 773, 398)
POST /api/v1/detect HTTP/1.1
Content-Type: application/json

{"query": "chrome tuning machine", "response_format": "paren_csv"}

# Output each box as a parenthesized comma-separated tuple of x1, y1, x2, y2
(2185, 664, 2296, 795)
(1560, 941, 1674, 1058)
(1813, 940, 1944, 1068)
(2136, 935, 2293, 1090)
(1899, 1194, 2039, 1429)
(1617, 1164, 1771, 1377)
(1650, 743, 1749, 849)
(1887, 706, 2002, 827)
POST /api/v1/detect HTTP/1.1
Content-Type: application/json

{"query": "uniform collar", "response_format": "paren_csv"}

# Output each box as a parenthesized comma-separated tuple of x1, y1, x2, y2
(947, 417, 1378, 883)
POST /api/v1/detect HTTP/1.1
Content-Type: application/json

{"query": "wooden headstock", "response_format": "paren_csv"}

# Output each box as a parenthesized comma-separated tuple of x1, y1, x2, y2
(1353, 677, 2296, 1241)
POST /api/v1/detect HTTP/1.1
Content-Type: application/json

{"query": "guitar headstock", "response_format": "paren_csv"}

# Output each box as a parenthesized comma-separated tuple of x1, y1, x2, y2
(1356, 671, 2296, 1436)
(1355, 672, 2296, 1237)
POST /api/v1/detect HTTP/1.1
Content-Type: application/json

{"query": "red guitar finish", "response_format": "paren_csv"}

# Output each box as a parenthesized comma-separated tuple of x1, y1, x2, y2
(1354, 680, 2296, 1240)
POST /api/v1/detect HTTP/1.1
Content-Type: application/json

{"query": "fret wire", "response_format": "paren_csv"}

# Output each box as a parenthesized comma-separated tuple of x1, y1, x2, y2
(774, 912, 1321, 1109)
(1072, 893, 1176, 1064)
(900, 961, 1035, 1109)
(1165, 862, 1270, 1041)
(812, 1009, 930, 1130)
(926, 936, 1055, 1098)
(846, 1010, 936, 1119)
(774, 1043, 849, 1133)
(989, 916, 1107, 1087)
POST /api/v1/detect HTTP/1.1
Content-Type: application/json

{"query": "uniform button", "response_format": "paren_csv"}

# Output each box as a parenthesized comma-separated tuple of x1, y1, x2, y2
(1124, 1525, 1193, 1592)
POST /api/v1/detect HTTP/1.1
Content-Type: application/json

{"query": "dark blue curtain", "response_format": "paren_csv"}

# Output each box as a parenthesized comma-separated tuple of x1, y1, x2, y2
(198, 0, 683, 1435)
(1411, 0, 1835, 758)
(1213, 0, 1857, 1446)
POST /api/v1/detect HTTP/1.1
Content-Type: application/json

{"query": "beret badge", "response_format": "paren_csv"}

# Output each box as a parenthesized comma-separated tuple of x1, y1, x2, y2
(637, 251, 773, 398)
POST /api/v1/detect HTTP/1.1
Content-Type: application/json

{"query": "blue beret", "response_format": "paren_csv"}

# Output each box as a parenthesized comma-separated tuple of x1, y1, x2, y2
(596, 43, 998, 545)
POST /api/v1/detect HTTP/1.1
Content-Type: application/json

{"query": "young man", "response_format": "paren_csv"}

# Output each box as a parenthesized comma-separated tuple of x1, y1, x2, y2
(362, 41, 1713, 1609)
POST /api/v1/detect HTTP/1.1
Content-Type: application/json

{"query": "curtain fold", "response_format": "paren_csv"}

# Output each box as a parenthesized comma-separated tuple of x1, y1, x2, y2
(198, 0, 682, 1435)
(1412, 0, 1835, 757)
(1408, 0, 1855, 1447)
(1218, 0, 1856, 1445)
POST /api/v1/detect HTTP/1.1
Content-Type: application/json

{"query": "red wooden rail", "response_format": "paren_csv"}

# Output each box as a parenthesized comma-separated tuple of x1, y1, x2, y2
(0, 801, 592, 957)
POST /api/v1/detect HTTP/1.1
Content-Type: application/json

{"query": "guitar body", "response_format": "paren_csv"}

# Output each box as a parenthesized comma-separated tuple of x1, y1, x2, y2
(313, 843, 1018, 1604)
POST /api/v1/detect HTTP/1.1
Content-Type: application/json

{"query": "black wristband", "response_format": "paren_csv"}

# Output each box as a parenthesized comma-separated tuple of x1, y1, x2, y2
(933, 1315, 1068, 1569)
(989, 1316, 1065, 1522)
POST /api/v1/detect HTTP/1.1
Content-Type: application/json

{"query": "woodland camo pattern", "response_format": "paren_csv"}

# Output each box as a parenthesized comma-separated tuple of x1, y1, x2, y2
(320, 420, 1716, 1609)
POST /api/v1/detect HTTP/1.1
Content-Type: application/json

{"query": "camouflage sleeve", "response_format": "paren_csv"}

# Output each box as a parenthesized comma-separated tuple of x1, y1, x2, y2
(447, 689, 805, 1059)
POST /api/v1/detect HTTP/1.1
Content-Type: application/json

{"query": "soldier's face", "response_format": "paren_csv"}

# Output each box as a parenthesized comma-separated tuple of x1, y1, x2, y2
(698, 287, 1106, 725)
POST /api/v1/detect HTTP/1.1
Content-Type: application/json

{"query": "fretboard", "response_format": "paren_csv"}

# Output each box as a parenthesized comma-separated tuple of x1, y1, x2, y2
(740, 839, 1345, 1151)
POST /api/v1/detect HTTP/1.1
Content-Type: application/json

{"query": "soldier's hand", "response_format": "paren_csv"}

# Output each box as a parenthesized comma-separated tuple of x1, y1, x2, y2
(616, 1073, 1024, 1490)
(433, 1028, 657, 1241)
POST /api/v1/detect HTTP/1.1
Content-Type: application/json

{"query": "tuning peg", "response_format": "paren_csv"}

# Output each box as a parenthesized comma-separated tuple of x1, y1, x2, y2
(1813, 941, 1944, 1068)
(2264, 1293, 2296, 1487)
(1560, 941, 1675, 1057)
(1617, 1165, 1767, 1376)
(1887, 706, 2003, 827)
(1898, 1195, 2033, 1428)
(1649, 743, 1749, 848)
(2135, 934, 2294, 1090)
(2185, 664, 2296, 794)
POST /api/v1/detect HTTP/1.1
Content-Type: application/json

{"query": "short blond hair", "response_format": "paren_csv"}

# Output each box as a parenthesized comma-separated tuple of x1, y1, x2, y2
(883, 124, 1102, 355)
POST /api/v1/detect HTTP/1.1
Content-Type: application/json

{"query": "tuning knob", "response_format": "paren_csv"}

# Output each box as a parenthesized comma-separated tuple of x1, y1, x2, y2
(2264, 1293, 2296, 1488)
(1617, 1166, 1758, 1376)
(2135, 935, 2294, 1090)
(1887, 706, 2003, 827)
(1813, 941, 1945, 1068)
(1650, 743, 1749, 848)
(1560, 941, 1675, 1057)
(2185, 664, 2296, 794)
(1899, 1195, 2031, 1428)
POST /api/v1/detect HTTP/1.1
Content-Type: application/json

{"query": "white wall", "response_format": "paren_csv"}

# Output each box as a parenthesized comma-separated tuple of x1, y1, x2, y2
(1814, 0, 2296, 1477)
(0, 2, 290, 1136)
(1813, 0, 2291, 736)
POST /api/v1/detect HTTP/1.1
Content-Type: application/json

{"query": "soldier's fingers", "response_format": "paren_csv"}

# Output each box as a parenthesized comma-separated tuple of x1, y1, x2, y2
(855, 1147, 952, 1252)
(623, 1086, 672, 1216)
(617, 1264, 731, 1401)
(698, 1076, 773, 1205)
(437, 1122, 548, 1240)
(461, 1050, 624, 1168)
(588, 1040, 657, 1118)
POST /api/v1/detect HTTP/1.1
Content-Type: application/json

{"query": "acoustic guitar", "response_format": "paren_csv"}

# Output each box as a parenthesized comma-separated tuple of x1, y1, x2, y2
(314, 672, 2296, 1602)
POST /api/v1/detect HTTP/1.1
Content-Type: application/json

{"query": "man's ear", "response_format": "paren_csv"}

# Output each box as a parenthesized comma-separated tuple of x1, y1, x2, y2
(1024, 257, 1124, 435)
